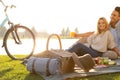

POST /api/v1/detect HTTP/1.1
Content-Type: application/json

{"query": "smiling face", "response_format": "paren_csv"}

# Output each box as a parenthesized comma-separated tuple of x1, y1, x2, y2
(97, 17, 108, 33)
(110, 7, 120, 27)
(110, 10, 120, 24)
(98, 19, 106, 31)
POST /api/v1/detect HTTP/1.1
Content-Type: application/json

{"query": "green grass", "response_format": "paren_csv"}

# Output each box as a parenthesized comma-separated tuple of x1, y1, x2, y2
(0, 55, 120, 80)
(0, 55, 43, 80)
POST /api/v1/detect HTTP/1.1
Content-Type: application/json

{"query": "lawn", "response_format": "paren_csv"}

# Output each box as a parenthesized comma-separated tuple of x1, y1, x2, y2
(0, 55, 43, 80)
(0, 55, 120, 80)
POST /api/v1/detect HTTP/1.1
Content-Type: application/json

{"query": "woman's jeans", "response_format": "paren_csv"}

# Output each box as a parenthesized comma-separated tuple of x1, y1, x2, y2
(66, 42, 102, 58)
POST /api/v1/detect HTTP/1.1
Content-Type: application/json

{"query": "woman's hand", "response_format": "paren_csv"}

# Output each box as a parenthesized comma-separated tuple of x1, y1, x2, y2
(74, 33, 77, 37)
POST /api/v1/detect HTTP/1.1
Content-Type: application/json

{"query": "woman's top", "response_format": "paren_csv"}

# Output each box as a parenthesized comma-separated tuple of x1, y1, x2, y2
(87, 30, 117, 52)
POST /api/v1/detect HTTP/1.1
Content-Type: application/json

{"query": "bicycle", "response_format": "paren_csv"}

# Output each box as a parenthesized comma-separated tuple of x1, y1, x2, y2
(0, 0, 36, 60)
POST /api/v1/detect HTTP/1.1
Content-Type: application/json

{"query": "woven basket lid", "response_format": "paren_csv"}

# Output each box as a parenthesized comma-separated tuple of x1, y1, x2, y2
(72, 53, 95, 72)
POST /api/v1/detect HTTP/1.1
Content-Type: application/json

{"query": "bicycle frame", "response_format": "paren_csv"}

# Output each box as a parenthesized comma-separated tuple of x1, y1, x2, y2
(0, 16, 8, 28)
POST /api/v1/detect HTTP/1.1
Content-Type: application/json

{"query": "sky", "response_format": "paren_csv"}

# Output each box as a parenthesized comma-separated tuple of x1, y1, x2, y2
(0, 0, 120, 34)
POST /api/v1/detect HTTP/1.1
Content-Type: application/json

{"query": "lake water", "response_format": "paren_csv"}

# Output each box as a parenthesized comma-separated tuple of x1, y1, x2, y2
(0, 38, 78, 55)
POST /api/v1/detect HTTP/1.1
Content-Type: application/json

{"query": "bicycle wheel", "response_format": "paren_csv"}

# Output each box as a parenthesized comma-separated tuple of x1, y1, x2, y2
(4, 25, 36, 60)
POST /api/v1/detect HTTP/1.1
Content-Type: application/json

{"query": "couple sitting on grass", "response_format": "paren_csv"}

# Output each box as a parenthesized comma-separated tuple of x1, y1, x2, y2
(67, 6, 120, 60)
(26, 6, 120, 73)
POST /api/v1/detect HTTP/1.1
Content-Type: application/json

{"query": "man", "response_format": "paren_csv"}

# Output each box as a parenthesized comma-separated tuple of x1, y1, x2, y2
(109, 6, 120, 51)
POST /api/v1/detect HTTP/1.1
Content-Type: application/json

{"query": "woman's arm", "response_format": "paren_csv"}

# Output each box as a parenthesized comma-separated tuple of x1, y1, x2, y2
(74, 31, 94, 38)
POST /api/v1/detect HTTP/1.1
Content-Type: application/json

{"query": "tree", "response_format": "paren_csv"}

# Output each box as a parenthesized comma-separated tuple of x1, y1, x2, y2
(0, 26, 7, 38)
(31, 27, 37, 36)
(66, 27, 70, 36)
(74, 27, 79, 33)
(61, 28, 65, 36)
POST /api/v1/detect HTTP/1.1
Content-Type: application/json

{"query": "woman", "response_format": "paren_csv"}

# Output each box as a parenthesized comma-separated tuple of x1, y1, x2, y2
(67, 17, 120, 59)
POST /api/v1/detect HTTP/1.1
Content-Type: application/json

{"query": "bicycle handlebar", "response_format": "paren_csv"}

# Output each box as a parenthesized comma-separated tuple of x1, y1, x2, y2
(0, 0, 16, 12)
(0, 0, 16, 25)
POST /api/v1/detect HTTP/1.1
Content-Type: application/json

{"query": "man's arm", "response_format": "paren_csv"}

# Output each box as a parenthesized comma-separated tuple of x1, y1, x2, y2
(112, 47, 120, 57)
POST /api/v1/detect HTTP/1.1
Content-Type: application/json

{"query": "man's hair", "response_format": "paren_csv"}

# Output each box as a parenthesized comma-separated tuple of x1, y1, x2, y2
(115, 6, 120, 16)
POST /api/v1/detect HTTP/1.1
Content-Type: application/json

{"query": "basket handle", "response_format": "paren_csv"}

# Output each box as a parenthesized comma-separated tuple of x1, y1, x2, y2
(46, 34, 62, 51)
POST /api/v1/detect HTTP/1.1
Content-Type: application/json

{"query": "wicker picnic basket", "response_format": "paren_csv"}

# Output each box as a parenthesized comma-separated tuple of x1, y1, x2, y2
(33, 34, 75, 74)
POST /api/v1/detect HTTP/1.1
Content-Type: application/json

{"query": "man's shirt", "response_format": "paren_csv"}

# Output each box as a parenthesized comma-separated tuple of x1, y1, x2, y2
(110, 20, 120, 51)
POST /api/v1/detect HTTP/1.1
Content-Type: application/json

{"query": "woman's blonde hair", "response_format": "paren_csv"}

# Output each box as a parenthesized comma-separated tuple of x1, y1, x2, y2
(95, 17, 109, 36)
